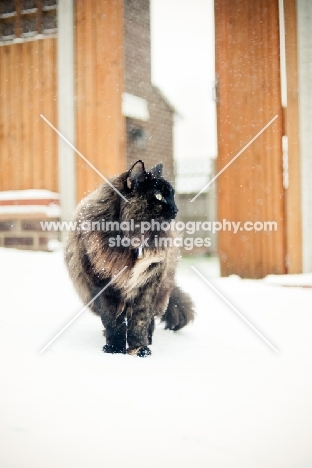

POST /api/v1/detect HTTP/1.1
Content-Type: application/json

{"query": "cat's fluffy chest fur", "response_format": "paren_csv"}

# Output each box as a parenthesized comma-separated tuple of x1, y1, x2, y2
(124, 249, 167, 296)
(65, 160, 194, 357)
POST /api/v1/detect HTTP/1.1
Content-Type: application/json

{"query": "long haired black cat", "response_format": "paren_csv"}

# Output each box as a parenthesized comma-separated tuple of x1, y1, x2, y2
(65, 160, 194, 357)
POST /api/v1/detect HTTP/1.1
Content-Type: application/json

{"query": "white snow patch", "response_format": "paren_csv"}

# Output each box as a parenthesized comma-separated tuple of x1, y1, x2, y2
(47, 239, 63, 252)
(0, 204, 60, 217)
(0, 189, 59, 200)
(264, 273, 312, 287)
(0, 248, 312, 468)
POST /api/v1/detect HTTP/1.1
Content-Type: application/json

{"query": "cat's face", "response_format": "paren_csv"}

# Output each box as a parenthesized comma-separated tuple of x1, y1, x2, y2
(123, 160, 178, 222)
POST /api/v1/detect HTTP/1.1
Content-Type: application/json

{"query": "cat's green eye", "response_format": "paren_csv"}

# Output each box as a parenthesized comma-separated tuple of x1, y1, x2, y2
(155, 193, 163, 201)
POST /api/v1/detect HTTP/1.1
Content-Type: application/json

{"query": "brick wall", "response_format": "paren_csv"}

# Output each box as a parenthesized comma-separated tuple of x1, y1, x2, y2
(124, 0, 175, 184)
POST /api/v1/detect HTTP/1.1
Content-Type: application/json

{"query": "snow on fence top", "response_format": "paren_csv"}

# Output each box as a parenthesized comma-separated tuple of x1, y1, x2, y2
(0, 205, 61, 217)
(0, 189, 59, 202)
(0, 190, 60, 218)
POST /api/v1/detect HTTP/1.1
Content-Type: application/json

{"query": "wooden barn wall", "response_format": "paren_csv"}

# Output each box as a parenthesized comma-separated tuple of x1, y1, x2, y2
(0, 38, 58, 192)
(215, 0, 285, 278)
(75, 0, 125, 201)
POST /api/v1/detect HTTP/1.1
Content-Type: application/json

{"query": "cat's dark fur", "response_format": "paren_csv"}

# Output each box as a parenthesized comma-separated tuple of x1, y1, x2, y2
(65, 160, 195, 357)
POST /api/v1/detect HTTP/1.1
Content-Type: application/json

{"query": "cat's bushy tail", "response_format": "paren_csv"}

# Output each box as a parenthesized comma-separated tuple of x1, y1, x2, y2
(161, 285, 195, 331)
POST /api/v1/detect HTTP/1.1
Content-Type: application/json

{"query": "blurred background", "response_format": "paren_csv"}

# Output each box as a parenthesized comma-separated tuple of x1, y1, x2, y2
(0, 0, 311, 279)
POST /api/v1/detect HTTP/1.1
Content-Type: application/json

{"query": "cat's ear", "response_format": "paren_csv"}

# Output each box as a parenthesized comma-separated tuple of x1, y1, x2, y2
(150, 162, 163, 178)
(127, 160, 146, 189)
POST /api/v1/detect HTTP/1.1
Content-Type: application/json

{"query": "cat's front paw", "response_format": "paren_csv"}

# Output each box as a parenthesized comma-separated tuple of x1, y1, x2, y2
(103, 344, 126, 354)
(137, 346, 152, 357)
(127, 346, 152, 357)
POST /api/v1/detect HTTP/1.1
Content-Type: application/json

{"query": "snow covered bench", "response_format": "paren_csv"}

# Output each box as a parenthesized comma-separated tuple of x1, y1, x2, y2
(0, 190, 61, 251)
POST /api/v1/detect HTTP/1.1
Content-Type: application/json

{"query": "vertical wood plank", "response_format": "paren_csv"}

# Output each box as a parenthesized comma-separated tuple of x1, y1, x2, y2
(262, 5, 274, 276)
(15, 44, 22, 190)
(84, 0, 92, 194)
(42, 38, 54, 190)
(102, 0, 115, 176)
(0, 47, 8, 190)
(284, 0, 302, 273)
(22, 41, 32, 188)
(38, 39, 45, 188)
(52, 38, 58, 192)
(28, 40, 35, 188)
(91, 0, 99, 191)
(104, 0, 115, 175)
(92, 1, 102, 182)
(76, 0, 87, 199)
(115, 0, 126, 175)
(15, 0, 22, 38)
(269, 1, 286, 276)
(36, 0, 42, 35)
(8, 44, 14, 189)
(95, 0, 105, 177)
(32, 39, 41, 188)
(0, 47, 2, 189)
(5, 45, 10, 190)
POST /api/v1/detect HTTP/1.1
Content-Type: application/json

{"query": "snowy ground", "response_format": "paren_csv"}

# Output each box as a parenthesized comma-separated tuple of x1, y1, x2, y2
(0, 248, 312, 468)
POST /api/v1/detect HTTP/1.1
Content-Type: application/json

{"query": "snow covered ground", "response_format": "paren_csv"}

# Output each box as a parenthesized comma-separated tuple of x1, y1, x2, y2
(0, 247, 312, 468)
